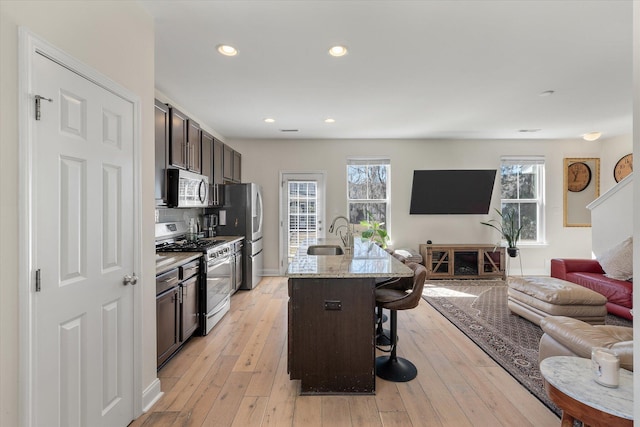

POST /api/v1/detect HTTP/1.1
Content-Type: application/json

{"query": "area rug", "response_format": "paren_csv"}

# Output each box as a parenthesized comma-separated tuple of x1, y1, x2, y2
(421, 279, 632, 417)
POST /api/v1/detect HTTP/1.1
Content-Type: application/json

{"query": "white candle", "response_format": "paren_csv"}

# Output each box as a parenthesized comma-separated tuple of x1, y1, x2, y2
(591, 348, 620, 388)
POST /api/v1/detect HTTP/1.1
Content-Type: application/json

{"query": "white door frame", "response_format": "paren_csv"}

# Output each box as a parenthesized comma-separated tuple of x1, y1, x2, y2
(17, 28, 143, 425)
(279, 171, 326, 275)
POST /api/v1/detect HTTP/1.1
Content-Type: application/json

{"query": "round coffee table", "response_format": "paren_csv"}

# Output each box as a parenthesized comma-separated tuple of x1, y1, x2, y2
(540, 356, 633, 427)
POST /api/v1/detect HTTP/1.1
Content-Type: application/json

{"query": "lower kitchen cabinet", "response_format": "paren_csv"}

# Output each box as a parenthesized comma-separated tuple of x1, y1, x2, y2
(156, 258, 201, 369)
(156, 286, 180, 367)
(180, 275, 199, 340)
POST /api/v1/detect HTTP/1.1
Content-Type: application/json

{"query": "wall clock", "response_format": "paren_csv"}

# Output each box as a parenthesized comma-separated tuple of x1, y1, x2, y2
(614, 153, 632, 183)
(567, 162, 592, 192)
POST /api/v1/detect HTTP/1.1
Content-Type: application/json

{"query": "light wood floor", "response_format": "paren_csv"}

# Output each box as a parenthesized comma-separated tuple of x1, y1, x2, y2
(131, 276, 559, 427)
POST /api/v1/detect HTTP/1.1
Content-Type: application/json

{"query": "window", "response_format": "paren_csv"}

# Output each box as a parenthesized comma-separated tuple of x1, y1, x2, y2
(500, 156, 545, 243)
(347, 159, 390, 227)
(287, 180, 319, 262)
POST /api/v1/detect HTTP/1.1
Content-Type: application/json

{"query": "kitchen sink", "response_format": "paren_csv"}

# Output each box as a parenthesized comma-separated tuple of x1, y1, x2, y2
(306, 245, 344, 255)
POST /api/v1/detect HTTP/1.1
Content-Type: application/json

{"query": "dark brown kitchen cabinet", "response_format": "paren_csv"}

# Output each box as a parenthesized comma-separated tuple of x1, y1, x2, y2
(168, 106, 201, 172)
(169, 106, 188, 169)
(201, 131, 214, 184)
(233, 150, 242, 182)
(223, 143, 242, 183)
(223, 144, 234, 181)
(213, 138, 224, 184)
(180, 275, 199, 340)
(187, 119, 201, 173)
(156, 259, 201, 369)
(154, 100, 170, 206)
(156, 268, 180, 368)
(179, 259, 200, 342)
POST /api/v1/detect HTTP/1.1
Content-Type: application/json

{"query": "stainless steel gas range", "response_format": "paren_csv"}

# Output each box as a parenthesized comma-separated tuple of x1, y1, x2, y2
(155, 222, 232, 335)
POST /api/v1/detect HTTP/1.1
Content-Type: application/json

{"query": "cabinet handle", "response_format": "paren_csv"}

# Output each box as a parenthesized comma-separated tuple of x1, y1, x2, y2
(160, 276, 179, 286)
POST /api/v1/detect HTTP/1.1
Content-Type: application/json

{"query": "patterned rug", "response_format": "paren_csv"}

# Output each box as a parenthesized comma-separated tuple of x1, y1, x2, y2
(421, 279, 632, 417)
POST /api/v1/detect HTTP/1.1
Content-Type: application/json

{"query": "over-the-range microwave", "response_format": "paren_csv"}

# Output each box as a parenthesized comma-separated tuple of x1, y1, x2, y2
(167, 169, 209, 208)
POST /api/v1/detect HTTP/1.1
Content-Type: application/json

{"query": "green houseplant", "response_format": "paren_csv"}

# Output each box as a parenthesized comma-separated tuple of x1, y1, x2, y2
(481, 208, 523, 257)
(359, 218, 389, 249)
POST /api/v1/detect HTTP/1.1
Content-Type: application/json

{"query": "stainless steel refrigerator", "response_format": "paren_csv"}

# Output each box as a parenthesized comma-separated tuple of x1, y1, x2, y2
(215, 183, 263, 289)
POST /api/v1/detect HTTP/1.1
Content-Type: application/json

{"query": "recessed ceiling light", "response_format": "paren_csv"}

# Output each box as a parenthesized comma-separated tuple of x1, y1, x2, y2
(324, 118, 335, 123)
(264, 118, 275, 123)
(217, 44, 238, 56)
(583, 131, 602, 141)
(328, 45, 348, 57)
(539, 90, 555, 97)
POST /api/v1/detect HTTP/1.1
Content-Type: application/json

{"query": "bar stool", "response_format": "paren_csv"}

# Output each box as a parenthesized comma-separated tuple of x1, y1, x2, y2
(375, 252, 409, 345)
(375, 262, 427, 382)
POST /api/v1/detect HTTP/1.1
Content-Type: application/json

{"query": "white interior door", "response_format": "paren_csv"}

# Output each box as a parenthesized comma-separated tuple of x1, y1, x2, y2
(279, 172, 326, 273)
(29, 49, 136, 426)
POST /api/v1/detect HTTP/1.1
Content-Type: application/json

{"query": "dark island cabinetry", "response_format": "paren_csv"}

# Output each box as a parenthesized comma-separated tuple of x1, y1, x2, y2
(287, 277, 376, 394)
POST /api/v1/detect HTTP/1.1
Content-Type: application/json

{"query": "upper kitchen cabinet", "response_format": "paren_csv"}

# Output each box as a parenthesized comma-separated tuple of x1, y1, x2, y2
(233, 151, 242, 183)
(202, 130, 224, 206)
(213, 138, 224, 185)
(154, 100, 170, 206)
(201, 130, 213, 184)
(169, 106, 188, 169)
(223, 144, 242, 183)
(187, 119, 201, 173)
(168, 106, 201, 173)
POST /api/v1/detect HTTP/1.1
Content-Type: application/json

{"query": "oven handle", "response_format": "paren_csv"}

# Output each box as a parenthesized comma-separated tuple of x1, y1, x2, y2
(207, 255, 231, 268)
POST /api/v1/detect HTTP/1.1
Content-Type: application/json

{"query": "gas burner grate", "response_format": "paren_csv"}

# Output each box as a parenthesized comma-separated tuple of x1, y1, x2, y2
(156, 239, 226, 252)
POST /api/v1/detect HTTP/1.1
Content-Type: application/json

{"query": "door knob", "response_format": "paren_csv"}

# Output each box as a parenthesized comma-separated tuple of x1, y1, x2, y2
(123, 274, 138, 286)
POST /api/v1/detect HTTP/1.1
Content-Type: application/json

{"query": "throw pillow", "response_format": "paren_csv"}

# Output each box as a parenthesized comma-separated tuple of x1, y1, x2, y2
(597, 236, 633, 281)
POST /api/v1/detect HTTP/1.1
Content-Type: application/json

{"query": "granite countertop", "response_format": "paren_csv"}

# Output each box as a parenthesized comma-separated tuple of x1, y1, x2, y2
(287, 238, 414, 278)
(155, 252, 202, 276)
(540, 356, 633, 420)
(155, 235, 244, 276)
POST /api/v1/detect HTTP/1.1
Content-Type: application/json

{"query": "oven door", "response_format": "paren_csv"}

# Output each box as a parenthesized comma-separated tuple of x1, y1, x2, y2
(204, 255, 232, 332)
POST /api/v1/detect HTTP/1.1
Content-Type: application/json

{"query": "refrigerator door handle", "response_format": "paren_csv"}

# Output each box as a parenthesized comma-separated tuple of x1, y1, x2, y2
(250, 249, 263, 259)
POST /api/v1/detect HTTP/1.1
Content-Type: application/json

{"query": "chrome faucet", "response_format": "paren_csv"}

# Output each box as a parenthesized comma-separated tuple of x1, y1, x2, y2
(328, 215, 353, 252)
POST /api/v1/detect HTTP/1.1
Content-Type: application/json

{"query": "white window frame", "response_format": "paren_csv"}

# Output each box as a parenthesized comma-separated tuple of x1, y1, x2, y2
(500, 156, 546, 245)
(346, 158, 391, 237)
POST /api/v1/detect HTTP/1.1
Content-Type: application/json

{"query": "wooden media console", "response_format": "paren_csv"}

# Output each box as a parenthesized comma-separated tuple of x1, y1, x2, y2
(419, 244, 506, 280)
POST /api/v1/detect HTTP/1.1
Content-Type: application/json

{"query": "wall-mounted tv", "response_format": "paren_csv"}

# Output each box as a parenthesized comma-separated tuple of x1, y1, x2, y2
(409, 169, 497, 215)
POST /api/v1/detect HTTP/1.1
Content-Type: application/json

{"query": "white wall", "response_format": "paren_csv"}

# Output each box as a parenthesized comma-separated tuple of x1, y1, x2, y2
(0, 2, 156, 426)
(229, 136, 632, 276)
(588, 175, 633, 257)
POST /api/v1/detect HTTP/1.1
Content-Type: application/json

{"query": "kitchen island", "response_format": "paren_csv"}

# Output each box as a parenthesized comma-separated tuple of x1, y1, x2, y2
(286, 239, 413, 394)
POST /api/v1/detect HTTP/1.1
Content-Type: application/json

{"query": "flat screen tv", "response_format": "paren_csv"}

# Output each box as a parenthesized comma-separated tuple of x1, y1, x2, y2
(409, 169, 497, 214)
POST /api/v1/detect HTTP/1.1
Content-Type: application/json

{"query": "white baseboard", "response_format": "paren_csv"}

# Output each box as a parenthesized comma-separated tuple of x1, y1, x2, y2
(141, 377, 163, 413)
(261, 268, 281, 276)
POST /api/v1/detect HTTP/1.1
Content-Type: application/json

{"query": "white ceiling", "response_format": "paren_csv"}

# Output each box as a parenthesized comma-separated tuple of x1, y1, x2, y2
(140, 0, 633, 141)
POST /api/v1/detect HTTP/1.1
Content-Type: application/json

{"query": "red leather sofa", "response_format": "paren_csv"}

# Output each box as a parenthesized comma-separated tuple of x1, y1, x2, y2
(551, 258, 633, 320)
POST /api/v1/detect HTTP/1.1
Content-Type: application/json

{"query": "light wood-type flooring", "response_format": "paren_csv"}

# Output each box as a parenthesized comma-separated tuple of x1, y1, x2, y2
(131, 276, 559, 427)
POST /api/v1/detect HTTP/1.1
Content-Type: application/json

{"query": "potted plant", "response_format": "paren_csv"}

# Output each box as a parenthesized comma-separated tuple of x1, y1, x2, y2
(359, 217, 390, 249)
(481, 208, 523, 257)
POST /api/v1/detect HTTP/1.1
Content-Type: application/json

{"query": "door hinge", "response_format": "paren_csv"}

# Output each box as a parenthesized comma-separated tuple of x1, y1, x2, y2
(35, 268, 41, 292)
(34, 95, 53, 121)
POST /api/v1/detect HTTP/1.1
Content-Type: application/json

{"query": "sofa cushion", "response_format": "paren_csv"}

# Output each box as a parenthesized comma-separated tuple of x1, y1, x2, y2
(566, 272, 633, 309)
(508, 276, 607, 305)
(540, 316, 633, 371)
(597, 236, 633, 281)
